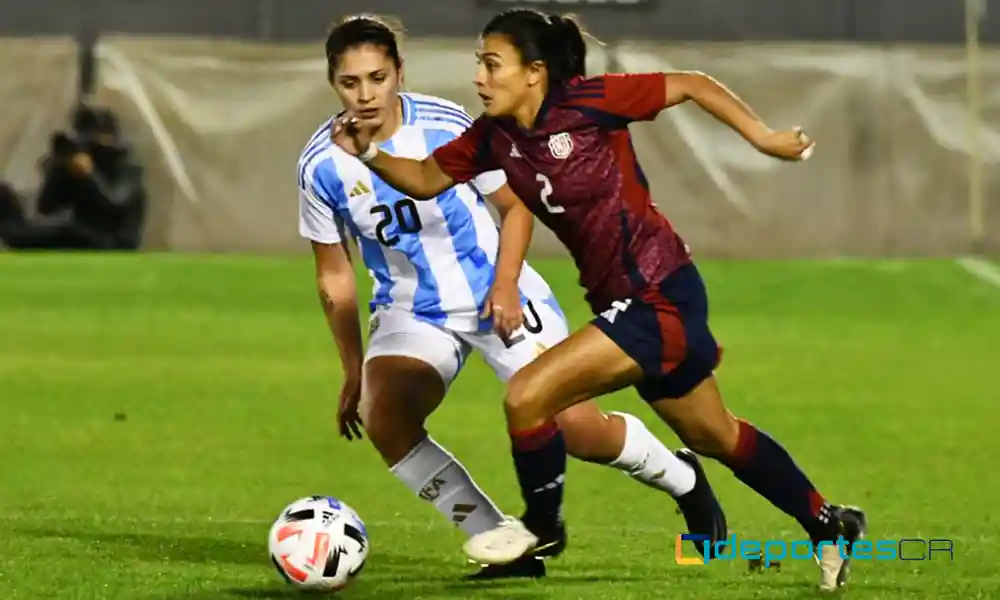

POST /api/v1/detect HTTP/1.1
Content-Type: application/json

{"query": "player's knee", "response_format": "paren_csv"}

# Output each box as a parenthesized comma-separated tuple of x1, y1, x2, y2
(504, 370, 548, 423)
(503, 372, 532, 414)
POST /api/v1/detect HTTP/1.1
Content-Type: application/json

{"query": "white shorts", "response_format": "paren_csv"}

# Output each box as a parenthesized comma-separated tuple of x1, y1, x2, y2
(363, 296, 570, 387)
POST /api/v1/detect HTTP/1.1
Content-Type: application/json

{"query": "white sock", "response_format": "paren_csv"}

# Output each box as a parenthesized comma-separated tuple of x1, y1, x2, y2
(608, 412, 697, 497)
(390, 435, 506, 537)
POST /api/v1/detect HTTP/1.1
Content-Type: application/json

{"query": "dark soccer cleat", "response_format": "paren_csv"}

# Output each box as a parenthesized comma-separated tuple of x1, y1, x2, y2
(465, 556, 547, 580)
(674, 448, 729, 560)
(523, 517, 567, 560)
(813, 505, 868, 591)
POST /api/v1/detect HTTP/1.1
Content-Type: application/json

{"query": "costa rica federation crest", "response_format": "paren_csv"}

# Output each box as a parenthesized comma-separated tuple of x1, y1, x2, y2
(548, 132, 573, 159)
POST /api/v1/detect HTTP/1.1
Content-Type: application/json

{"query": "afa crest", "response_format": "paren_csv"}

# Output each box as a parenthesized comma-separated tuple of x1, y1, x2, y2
(548, 132, 573, 159)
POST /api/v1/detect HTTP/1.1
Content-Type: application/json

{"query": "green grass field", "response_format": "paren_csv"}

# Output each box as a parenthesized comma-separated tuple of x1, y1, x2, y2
(1, 254, 998, 599)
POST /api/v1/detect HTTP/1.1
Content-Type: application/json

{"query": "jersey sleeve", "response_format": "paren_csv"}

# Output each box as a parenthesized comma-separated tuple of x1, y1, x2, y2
(470, 169, 507, 196)
(570, 73, 668, 123)
(298, 161, 347, 245)
(431, 116, 496, 184)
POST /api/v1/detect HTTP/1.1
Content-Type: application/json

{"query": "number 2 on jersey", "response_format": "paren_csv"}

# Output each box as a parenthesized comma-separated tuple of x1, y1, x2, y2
(536, 173, 565, 214)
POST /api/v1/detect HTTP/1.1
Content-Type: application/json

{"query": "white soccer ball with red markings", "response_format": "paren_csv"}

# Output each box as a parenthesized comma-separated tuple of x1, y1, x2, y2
(268, 496, 369, 591)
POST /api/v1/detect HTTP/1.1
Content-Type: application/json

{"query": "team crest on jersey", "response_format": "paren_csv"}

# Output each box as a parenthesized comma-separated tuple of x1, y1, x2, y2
(548, 133, 573, 159)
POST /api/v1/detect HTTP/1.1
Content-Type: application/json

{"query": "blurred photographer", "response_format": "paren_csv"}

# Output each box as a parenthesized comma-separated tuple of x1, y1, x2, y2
(0, 104, 147, 251)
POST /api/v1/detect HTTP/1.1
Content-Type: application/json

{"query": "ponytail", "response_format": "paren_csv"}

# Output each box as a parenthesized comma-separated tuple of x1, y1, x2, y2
(547, 15, 587, 82)
(482, 9, 592, 88)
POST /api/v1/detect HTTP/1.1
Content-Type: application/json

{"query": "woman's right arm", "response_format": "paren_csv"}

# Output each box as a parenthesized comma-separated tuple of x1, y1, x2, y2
(332, 113, 493, 199)
(361, 151, 454, 200)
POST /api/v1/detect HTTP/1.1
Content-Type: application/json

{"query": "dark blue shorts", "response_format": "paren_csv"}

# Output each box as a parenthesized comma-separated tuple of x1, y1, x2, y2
(591, 263, 722, 402)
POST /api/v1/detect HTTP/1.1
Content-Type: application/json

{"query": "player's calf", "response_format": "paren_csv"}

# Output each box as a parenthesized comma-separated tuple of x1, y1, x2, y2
(661, 377, 863, 582)
(556, 403, 626, 463)
(363, 413, 427, 467)
(462, 421, 569, 566)
(362, 362, 510, 539)
(717, 418, 870, 590)
(665, 409, 741, 460)
(508, 421, 567, 534)
(391, 435, 508, 538)
(497, 371, 571, 549)
(557, 404, 728, 559)
(360, 355, 447, 464)
(472, 326, 647, 566)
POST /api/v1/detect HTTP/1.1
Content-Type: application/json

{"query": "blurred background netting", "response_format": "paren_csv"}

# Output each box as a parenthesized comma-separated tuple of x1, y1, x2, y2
(1, 0, 996, 257)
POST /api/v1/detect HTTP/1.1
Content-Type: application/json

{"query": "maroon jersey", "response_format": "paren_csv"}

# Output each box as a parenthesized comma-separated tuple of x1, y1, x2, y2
(433, 73, 691, 312)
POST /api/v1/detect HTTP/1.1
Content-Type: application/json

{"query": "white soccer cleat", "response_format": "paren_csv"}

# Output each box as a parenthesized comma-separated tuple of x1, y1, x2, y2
(462, 518, 539, 566)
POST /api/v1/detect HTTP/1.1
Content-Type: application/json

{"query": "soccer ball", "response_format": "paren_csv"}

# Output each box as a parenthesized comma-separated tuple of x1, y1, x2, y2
(268, 496, 369, 591)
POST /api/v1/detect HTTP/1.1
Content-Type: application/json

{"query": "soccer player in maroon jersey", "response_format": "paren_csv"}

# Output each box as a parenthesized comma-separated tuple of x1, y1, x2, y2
(332, 9, 866, 591)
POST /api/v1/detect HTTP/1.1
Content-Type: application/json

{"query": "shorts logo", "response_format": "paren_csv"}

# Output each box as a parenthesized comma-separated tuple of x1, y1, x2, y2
(548, 132, 573, 159)
(599, 299, 632, 324)
(368, 314, 381, 336)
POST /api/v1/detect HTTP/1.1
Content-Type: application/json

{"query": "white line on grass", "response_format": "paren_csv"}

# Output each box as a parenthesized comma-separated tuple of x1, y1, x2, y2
(956, 256, 1000, 288)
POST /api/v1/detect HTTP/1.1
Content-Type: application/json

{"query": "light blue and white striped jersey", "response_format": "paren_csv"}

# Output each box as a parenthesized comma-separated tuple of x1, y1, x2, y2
(298, 92, 555, 332)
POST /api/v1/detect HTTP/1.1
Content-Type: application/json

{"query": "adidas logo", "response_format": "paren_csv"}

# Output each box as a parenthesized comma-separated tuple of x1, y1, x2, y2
(349, 181, 371, 198)
(451, 503, 478, 524)
(510, 144, 521, 158)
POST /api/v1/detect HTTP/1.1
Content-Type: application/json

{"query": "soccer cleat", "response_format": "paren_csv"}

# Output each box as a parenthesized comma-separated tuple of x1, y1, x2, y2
(464, 556, 547, 580)
(525, 517, 567, 559)
(674, 448, 729, 559)
(461, 517, 566, 566)
(814, 505, 868, 592)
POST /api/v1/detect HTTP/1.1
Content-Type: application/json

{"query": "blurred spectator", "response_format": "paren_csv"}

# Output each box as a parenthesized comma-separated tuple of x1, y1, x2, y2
(0, 103, 147, 250)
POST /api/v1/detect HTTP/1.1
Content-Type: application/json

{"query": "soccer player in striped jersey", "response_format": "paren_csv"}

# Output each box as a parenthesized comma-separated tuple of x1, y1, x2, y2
(300, 15, 726, 580)
(331, 9, 867, 592)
